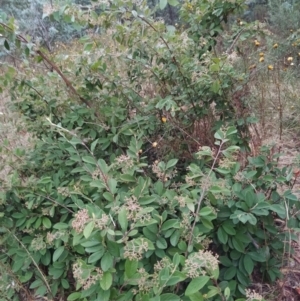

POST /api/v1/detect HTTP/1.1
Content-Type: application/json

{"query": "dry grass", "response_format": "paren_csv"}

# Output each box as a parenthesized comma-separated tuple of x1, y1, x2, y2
(0, 90, 31, 183)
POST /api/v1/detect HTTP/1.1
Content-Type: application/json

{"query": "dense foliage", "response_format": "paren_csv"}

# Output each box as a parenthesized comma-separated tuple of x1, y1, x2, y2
(0, 0, 299, 300)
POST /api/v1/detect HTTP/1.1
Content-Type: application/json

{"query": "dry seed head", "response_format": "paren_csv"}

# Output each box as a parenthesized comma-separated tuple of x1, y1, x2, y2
(268, 65, 274, 70)
(259, 57, 264, 62)
(287, 57, 293, 61)
(273, 43, 278, 48)
(152, 142, 158, 147)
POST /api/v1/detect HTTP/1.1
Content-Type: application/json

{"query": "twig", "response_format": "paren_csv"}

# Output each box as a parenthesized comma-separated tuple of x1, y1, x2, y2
(6, 228, 53, 297)
(187, 140, 225, 251)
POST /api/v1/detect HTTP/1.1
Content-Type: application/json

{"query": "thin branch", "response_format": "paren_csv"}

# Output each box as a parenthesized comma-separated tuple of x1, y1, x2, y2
(187, 140, 225, 251)
(22, 81, 61, 122)
(6, 229, 53, 297)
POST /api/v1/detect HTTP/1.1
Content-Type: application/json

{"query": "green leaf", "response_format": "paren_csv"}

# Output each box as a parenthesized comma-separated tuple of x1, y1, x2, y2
(42, 217, 51, 229)
(285, 192, 297, 201)
(232, 238, 245, 253)
(226, 127, 237, 136)
(222, 221, 236, 235)
(53, 222, 69, 230)
(224, 266, 237, 280)
(103, 192, 114, 202)
(118, 208, 128, 231)
(217, 227, 228, 244)
(209, 185, 230, 195)
(81, 240, 101, 248)
(206, 286, 220, 298)
(83, 221, 95, 239)
(4, 39, 10, 50)
(120, 174, 136, 182)
(91, 139, 99, 153)
(160, 294, 180, 301)
(90, 180, 106, 190)
(244, 170, 257, 179)
(125, 259, 138, 278)
(84, 43, 93, 52)
(243, 255, 254, 275)
(98, 159, 109, 173)
(201, 217, 214, 230)
(100, 272, 113, 290)
(156, 236, 168, 249)
(101, 252, 113, 271)
(98, 287, 111, 301)
(12, 258, 24, 272)
(53, 246, 65, 262)
(188, 292, 204, 301)
(67, 292, 81, 301)
(82, 156, 96, 165)
(160, 0, 168, 10)
(199, 207, 213, 216)
(214, 130, 223, 140)
(270, 204, 286, 219)
(211, 80, 220, 93)
(170, 230, 180, 247)
(185, 276, 210, 296)
(61, 279, 70, 289)
(219, 256, 232, 267)
(244, 190, 256, 208)
(161, 219, 180, 231)
(35, 285, 47, 297)
(168, 0, 179, 6)
(215, 168, 231, 175)
(210, 63, 220, 72)
(248, 250, 267, 262)
(224, 287, 230, 300)
(30, 279, 43, 289)
(108, 178, 117, 194)
(107, 240, 120, 257)
(166, 159, 178, 169)
(88, 249, 105, 263)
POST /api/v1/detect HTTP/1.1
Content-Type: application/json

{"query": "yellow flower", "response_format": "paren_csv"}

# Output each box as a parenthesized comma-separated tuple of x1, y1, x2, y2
(248, 64, 256, 70)
(273, 43, 278, 48)
(259, 52, 264, 57)
(152, 142, 158, 148)
(287, 57, 293, 61)
(268, 65, 274, 70)
(186, 3, 193, 10)
(161, 117, 167, 123)
(254, 40, 260, 46)
(259, 57, 264, 62)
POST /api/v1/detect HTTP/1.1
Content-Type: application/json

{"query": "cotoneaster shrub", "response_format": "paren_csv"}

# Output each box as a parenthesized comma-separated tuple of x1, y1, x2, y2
(0, 1, 299, 300)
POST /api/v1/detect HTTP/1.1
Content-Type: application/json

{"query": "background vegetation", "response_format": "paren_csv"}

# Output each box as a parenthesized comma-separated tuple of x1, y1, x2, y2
(1, 0, 300, 300)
